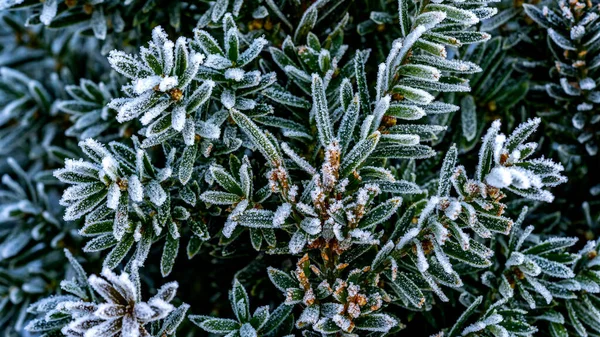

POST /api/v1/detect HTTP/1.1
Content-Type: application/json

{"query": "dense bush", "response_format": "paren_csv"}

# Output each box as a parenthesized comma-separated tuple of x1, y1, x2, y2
(0, 0, 598, 336)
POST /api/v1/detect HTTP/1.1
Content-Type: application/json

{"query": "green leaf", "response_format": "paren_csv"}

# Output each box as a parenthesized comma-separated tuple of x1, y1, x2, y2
(200, 191, 241, 205)
(354, 313, 397, 332)
(83, 233, 118, 252)
(311, 74, 333, 147)
(267, 267, 297, 291)
(230, 109, 283, 167)
(161, 233, 179, 277)
(294, 5, 318, 43)
(461, 95, 477, 142)
(523, 237, 578, 255)
(340, 132, 381, 177)
(476, 120, 500, 181)
(397, 0, 410, 37)
(179, 145, 197, 185)
(194, 30, 225, 56)
(505, 117, 540, 153)
(443, 241, 491, 268)
(438, 144, 457, 197)
(261, 304, 294, 334)
(371, 144, 435, 159)
(189, 316, 240, 333)
(338, 95, 360, 153)
(359, 197, 402, 229)
(103, 234, 135, 269)
(447, 296, 482, 337)
(426, 4, 479, 25)
(477, 213, 513, 235)
(386, 271, 425, 308)
(210, 166, 243, 196)
(230, 278, 250, 322)
(355, 51, 372, 115)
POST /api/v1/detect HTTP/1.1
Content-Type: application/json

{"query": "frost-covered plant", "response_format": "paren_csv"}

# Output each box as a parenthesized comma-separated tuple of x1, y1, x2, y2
(524, 0, 600, 156)
(26, 249, 188, 337)
(1, 0, 598, 336)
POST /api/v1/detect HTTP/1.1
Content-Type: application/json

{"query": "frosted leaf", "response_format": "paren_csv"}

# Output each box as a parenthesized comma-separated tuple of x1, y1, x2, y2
(182, 119, 195, 146)
(297, 305, 320, 328)
(371, 95, 391, 134)
(485, 167, 512, 188)
(162, 39, 175, 76)
(396, 228, 420, 250)
(414, 239, 429, 272)
(89, 6, 107, 39)
(158, 76, 178, 92)
(273, 203, 292, 227)
(281, 143, 316, 175)
(300, 217, 321, 235)
(40, 0, 57, 25)
(139, 100, 173, 125)
(462, 322, 486, 335)
(60, 183, 105, 203)
(580, 78, 596, 90)
(506, 252, 525, 267)
(222, 219, 238, 238)
(106, 183, 121, 210)
(432, 240, 453, 274)
(443, 200, 461, 220)
(204, 54, 233, 69)
(114, 92, 156, 123)
(570, 25, 585, 40)
(418, 196, 439, 228)
(134, 76, 161, 94)
(121, 314, 140, 337)
(526, 276, 552, 304)
(376, 63, 387, 101)
(225, 68, 245, 81)
(289, 230, 307, 254)
(296, 202, 317, 217)
(333, 314, 352, 332)
(146, 181, 167, 206)
(240, 323, 257, 337)
(101, 156, 119, 182)
(171, 106, 186, 132)
(95, 303, 126, 319)
(128, 175, 143, 202)
(360, 115, 374, 140)
(221, 89, 236, 109)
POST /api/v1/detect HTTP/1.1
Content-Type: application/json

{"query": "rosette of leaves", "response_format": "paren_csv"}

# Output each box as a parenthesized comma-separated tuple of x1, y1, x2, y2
(26, 249, 189, 337)
(224, 73, 425, 255)
(368, 119, 566, 311)
(0, 66, 53, 156)
(265, 0, 502, 153)
(267, 255, 401, 335)
(442, 221, 598, 337)
(54, 137, 184, 272)
(199, 155, 275, 250)
(108, 25, 215, 147)
(481, 209, 580, 310)
(190, 277, 295, 336)
(192, 13, 276, 116)
(524, 0, 600, 156)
